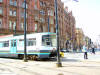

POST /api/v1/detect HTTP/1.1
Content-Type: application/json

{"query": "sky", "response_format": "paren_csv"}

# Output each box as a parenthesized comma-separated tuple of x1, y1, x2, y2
(61, 0, 100, 43)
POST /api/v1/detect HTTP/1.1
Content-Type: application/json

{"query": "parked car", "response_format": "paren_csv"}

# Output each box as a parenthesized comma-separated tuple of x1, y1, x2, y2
(61, 48, 67, 53)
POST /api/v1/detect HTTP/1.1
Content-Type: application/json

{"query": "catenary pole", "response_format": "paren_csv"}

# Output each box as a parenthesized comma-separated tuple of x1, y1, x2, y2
(55, 0, 62, 67)
(24, 0, 28, 62)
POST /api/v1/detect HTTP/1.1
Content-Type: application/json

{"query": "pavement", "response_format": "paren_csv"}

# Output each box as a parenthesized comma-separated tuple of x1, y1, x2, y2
(0, 51, 100, 75)
(63, 51, 100, 61)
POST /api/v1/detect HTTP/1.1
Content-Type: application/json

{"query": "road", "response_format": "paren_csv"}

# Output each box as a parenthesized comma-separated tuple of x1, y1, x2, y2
(0, 52, 100, 75)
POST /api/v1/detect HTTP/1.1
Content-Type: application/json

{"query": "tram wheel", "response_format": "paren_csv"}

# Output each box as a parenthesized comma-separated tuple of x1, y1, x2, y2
(32, 55, 38, 61)
(18, 54, 24, 59)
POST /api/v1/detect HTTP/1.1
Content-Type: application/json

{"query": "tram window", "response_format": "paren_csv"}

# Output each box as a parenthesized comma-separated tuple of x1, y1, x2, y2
(11, 40, 13, 47)
(3, 41, 9, 47)
(27, 38, 36, 46)
(11, 40, 16, 47)
(27, 40, 36, 46)
(46, 42, 51, 45)
(19, 39, 24, 46)
(42, 35, 56, 47)
(42, 35, 52, 46)
(13, 40, 16, 47)
(28, 41, 33, 46)
(0, 41, 3, 47)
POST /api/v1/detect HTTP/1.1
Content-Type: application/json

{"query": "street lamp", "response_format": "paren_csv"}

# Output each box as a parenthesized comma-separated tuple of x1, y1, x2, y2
(55, 0, 62, 67)
(23, 0, 28, 62)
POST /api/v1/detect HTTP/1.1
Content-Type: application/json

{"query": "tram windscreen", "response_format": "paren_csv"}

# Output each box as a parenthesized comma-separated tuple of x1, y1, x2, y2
(42, 35, 56, 47)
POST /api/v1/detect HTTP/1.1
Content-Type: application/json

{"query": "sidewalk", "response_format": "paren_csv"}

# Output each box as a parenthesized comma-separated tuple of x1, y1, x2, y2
(63, 51, 100, 62)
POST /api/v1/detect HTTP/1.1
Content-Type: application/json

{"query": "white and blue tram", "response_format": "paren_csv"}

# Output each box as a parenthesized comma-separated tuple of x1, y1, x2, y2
(0, 32, 57, 60)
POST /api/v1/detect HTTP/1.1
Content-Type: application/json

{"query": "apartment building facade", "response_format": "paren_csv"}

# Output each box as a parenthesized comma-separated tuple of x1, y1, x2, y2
(0, 0, 42, 34)
(0, 0, 76, 50)
(37, 0, 55, 33)
(76, 28, 84, 51)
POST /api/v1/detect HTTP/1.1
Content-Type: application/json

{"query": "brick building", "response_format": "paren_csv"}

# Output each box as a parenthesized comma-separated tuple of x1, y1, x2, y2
(76, 28, 84, 51)
(37, 0, 55, 33)
(0, 0, 76, 50)
(62, 7, 76, 50)
(68, 11, 76, 50)
(0, 0, 39, 33)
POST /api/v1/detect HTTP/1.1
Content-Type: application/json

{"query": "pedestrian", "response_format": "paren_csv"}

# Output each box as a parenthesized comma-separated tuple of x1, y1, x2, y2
(92, 47, 95, 54)
(82, 44, 88, 59)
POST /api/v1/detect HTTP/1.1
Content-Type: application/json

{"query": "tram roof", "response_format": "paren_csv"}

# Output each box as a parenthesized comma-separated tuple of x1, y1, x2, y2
(0, 34, 13, 38)
(0, 32, 56, 39)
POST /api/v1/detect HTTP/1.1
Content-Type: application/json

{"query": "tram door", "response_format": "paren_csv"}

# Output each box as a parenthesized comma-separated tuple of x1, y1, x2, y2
(10, 40, 17, 53)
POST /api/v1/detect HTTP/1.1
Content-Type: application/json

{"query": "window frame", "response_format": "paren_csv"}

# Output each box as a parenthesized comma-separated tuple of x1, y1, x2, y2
(3, 41, 9, 47)
(27, 38, 36, 46)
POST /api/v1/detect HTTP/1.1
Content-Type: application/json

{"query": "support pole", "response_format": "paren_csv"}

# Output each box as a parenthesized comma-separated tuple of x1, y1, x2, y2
(23, 0, 28, 62)
(55, 0, 62, 67)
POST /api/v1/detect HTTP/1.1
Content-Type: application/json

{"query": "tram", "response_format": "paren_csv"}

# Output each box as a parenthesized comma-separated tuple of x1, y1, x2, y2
(0, 32, 57, 60)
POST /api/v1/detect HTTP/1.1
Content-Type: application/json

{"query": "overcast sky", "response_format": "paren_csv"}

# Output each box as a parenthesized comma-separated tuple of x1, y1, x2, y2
(61, 0, 100, 42)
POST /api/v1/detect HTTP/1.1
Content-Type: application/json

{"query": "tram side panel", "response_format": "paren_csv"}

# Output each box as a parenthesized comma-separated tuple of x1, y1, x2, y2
(0, 40, 17, 57)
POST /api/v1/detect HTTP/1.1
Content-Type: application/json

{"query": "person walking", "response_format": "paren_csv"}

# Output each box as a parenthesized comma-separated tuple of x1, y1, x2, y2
(82, 45, 88, 59)
(91, 44, 95, 54)
(92, 47, 95, 54)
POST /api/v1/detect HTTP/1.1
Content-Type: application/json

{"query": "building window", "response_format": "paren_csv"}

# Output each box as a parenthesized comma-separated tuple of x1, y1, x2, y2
(13, 21, 16, 30)
(21, 22, 24, 30)
(14, 1, 17, 6)
(22, 2, 28, 8)
(9, 0, 13, 5)
(43, 26, 46, 32)
(0, 0, 3, 2)
(51, 26, 54, 32)
(34, 0, 37, 9)
(50, 10, 54, 16)
(34, 5, 37, 9)
(0, 7, 3, 14)
(40, 1, 43, 6)
(9, 21, 12, 29)
(13, 10, 16, 16)
(34, 15, 39, 21)
(40, 18, 45, 23)
(50, 18, 54, 24)
(21, 12, 27, 18)
(9, 9, 17, 16)
(40, 10, 45, 15)
(21, 22, 27, 31)
(0, 18, 2, 28)
(9, 9, 13, 16)
(40, 1, 45, 7)
(21, 12, 24, 18)
(9, 0, 17, 6)
(35, 24, 37, 31)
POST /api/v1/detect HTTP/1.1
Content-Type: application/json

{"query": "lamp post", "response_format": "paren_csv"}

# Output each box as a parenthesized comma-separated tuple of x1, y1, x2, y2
(23, 0, 28, 62)
(55, 0, 62, 67)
